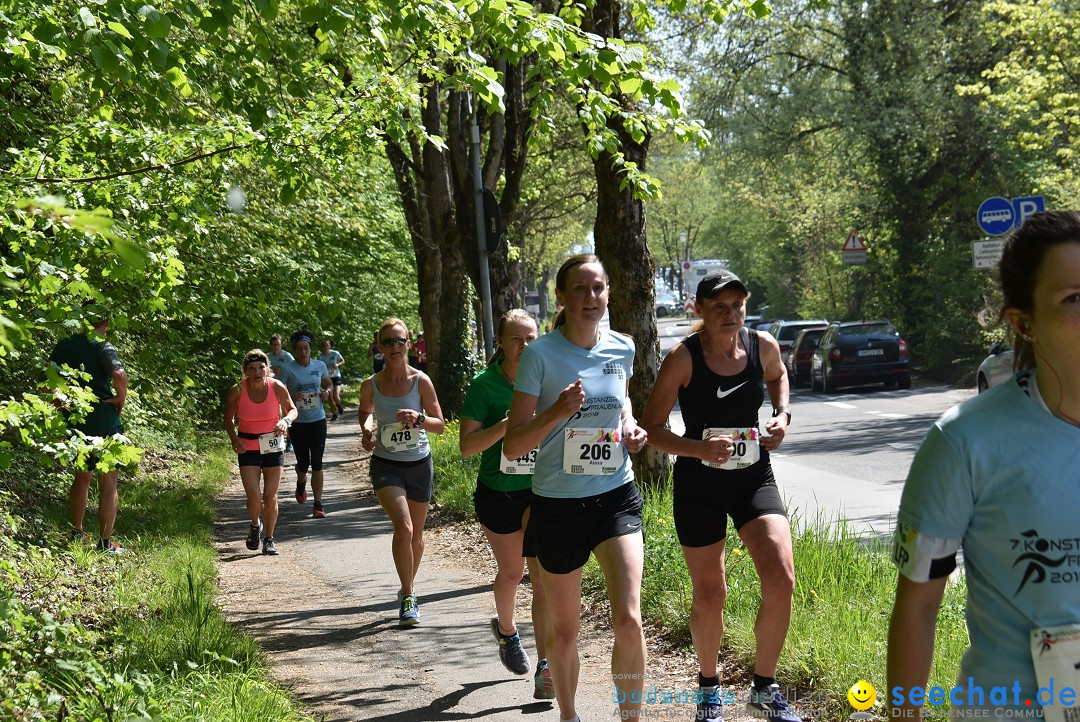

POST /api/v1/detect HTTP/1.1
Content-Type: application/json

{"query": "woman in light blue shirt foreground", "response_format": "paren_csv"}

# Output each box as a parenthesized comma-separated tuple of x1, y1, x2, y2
(505, 254, 648, 722)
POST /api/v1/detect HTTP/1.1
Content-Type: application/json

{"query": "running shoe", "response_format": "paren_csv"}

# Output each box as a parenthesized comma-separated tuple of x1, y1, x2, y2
(245, 521, 262, 551)
(312, 504, 327, 519)
(331, 412, 338, 421)
(295, 482, 307, 504)
(698, 685, 724, 722)
(490, 617, 531, 675)
(72, 527, 90, 543)
(747, 683, 801, 722)
(97, 538, 124, 555)
(285, 440, 293, 453)
(533, 658, 555, 700)
(337, 404, 345, 415)
(262, 537, 279, 556)
(399, 594, 419, 627)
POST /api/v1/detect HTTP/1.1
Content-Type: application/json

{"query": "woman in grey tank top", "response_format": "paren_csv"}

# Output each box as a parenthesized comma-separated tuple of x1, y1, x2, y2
(357, 318, 445, 627)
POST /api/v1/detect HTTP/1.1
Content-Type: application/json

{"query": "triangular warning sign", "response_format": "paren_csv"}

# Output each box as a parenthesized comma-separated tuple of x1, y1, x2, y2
(843, 231, 866, 252)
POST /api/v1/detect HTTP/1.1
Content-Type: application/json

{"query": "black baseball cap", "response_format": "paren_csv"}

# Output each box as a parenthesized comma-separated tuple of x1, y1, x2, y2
(696, 269, 748, 300)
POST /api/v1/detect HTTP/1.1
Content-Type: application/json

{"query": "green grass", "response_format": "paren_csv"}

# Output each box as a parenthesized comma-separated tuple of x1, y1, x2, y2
(430, 426, 968, 714)
(431, 419, 482, 519)
(0, 437, 313, 722)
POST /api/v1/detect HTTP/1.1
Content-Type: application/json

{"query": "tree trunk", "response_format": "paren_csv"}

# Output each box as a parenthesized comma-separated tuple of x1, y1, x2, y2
(384, 81, 476, 417)
(593, 130, 669, 487)
(585, 0, 668, 487)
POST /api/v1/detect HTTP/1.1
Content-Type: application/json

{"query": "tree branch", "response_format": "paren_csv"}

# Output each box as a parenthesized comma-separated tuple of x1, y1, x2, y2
(24, 144, 245, 184)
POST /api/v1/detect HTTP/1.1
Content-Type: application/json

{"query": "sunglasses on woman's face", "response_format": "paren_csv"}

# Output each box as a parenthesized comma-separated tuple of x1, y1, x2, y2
(380, 337, 408, 347)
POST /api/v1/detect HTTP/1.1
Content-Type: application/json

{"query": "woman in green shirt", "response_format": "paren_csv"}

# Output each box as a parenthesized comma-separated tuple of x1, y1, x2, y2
(460, 309, 553, 700)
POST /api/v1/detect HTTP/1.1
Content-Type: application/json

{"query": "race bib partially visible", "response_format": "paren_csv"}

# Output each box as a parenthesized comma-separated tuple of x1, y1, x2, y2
(501, 448, 537, 475)
(1031, 624, 1080, 722)
(562, 427, 624, 475)
(297, 393, 320, 411)
(381, 422, 426, 452)
(258, 432, 284, 455)
(702, 427, 760, 470)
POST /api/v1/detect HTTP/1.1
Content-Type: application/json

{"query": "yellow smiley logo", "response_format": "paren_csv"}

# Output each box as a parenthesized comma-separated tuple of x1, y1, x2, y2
(848, 680, 876, 711)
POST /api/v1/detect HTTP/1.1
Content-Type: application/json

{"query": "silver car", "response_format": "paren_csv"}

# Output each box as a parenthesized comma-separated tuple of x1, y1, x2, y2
(977, 342, 1015, 393)
(655, 291, 679, 317)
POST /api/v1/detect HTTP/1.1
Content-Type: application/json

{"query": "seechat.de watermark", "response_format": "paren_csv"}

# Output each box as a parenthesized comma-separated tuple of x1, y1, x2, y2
(888, 678, 1078, 719)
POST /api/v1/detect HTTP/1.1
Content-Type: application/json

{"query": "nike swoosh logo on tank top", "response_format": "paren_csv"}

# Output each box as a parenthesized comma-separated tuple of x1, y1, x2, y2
(716, 380, 748, 399)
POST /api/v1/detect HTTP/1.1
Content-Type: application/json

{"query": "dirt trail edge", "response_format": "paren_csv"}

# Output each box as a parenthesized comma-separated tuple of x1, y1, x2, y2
(214, 409, 710, 722)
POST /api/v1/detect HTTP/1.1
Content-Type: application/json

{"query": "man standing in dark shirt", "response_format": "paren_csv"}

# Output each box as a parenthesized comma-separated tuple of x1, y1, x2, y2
(50, 317, 128, 554)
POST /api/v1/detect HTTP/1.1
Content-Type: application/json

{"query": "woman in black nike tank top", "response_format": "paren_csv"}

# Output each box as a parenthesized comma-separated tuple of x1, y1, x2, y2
(640, 270, 802, 722)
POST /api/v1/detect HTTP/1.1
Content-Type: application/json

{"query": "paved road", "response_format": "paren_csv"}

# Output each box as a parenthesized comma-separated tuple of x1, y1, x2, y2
(652, 316, 974, 538)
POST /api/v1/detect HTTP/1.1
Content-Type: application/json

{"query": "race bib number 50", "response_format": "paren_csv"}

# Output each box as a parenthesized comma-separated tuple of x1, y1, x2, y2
(258, 433, 284, 455)
(703, 427, 760, 470)
(562, 428, 624, 475)
(381, 423, 426, 452)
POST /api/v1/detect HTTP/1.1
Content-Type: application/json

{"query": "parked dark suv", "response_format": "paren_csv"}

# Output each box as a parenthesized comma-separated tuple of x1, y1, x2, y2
(810, 320, 911, 392)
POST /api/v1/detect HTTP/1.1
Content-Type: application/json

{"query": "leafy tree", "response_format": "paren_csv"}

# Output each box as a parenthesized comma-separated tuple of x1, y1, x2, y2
(680, 0, 1021, 378)
(957, 0, 1080, 205)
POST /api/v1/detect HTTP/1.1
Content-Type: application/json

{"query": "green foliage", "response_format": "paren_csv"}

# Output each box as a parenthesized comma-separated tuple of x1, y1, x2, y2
(0, 436, 311, 722)
(666, 0, 1043, 380)
(957, 0, 1080, 204)
(430, 420, 481, 519)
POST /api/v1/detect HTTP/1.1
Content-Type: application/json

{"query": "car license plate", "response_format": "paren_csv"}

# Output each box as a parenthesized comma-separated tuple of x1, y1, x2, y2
(857, 348, 884, 357)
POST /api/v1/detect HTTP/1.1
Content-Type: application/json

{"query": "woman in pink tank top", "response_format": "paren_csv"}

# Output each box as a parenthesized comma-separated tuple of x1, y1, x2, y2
(224, 349, 297, 556)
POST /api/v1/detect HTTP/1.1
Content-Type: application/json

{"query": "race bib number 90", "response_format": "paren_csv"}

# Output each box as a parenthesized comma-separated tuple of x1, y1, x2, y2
(258, 432, 284, 455)
(562, 428, 624, 475)
(381, 422, 426, 452)
(703, 427, 760, 470)
(501, 448, 537, 475)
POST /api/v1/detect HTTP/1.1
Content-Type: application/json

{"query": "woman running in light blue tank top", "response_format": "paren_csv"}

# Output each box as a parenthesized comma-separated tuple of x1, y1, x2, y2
(357, 317, 445, 628)
(504, 255, 648, 722)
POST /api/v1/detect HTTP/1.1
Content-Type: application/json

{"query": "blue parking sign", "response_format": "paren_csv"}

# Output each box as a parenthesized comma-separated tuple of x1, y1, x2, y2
(977, 197, 1014, 236)
(1012, 195, 1045, 228)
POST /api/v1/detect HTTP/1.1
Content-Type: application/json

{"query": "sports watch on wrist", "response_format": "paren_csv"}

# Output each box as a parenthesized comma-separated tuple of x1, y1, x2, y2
(416, 411, 426, 427)
(772, 407, 791, 424)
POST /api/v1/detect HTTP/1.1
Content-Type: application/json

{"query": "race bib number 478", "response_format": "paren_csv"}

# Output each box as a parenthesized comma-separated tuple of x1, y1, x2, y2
(381, 422, 426, 452)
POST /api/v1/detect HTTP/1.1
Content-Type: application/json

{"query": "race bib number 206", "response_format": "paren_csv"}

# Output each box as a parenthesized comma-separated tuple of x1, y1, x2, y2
(562, 427, 624, 475)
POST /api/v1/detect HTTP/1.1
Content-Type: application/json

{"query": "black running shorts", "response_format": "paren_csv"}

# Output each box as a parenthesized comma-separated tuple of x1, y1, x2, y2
(473, 481, 536, 557)
(530, 481, 643, 575)
(370, 454, 434, 503)
(672, 460, 787, 548)
(237, 450, 285, 468)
